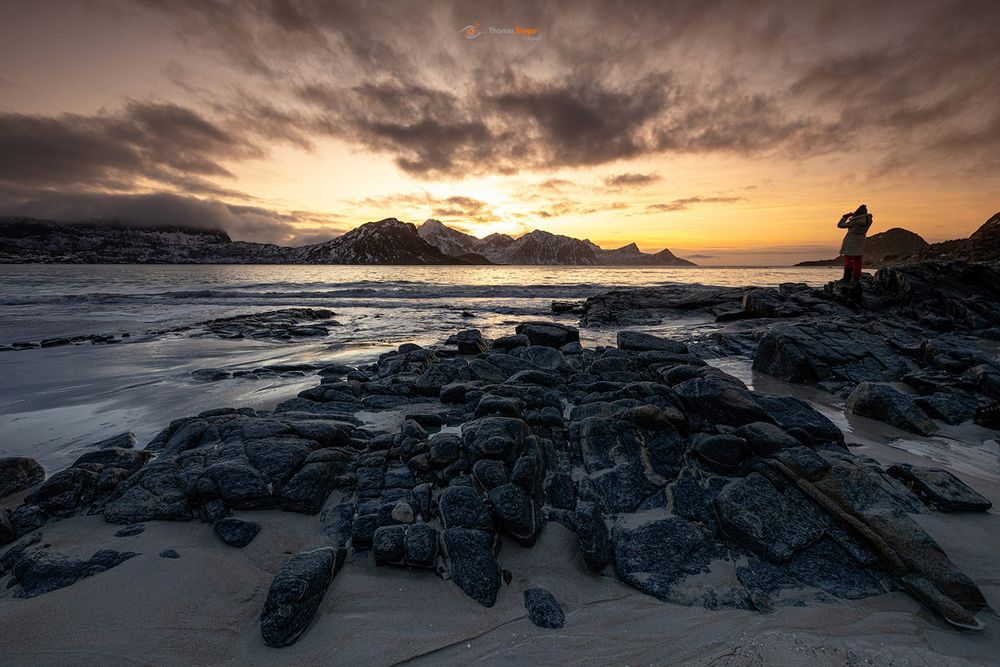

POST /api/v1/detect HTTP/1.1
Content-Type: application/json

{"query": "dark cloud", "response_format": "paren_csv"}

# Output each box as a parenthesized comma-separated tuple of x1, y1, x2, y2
(605, 173, 661, 188)
(353, 192, 499, 224)
(646, 196, 746, 212)
(0, 102, 257, 192)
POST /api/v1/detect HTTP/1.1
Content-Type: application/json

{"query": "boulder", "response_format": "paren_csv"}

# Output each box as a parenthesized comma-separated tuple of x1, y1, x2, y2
(493, 334, 530, 351)
(438, 485, 492, 531)
(0, 457, 45, 499)
(886, 464, 992, 512)
(373, 525, 407, 565)
(454, 329, 489, 355)
(488, 483, 541, 547)
(674, 377, 773, 427)
(403, 522, 439, 567)
(260, 548, 336, 648)
(442, 527, 501, 607)
(472, 459, 508, 490)
(213, 517, 261, 547)
(691, 434, 749, 470)
(616, 331, 688, 354)
(515, 322, 580, 348)
(734, 422, 800, 457)
(523, 588, 565, 629)
(845, 382, 938, 435)
(89, 432, 137, 449)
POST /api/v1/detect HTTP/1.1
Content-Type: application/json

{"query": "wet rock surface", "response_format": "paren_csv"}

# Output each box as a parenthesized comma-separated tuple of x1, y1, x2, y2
(0, 457, 45, 499)
(0, 297, 994, 644)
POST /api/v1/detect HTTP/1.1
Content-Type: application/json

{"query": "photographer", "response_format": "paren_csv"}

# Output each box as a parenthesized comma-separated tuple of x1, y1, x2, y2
(837, 204, 873, 282)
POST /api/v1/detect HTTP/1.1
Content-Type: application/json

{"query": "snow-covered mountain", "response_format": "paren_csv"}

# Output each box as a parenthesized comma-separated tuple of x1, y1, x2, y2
(417, 219, 695, 265)
(293, 218, 488, 264)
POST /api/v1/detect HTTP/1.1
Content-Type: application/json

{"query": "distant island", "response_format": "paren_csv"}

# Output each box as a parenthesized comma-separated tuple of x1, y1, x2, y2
(0, 217, 696, 266)
(795, 213, 1000, 267)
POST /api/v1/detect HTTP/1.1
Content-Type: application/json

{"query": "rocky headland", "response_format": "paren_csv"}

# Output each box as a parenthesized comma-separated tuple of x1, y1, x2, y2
(1, 258, 998, 660)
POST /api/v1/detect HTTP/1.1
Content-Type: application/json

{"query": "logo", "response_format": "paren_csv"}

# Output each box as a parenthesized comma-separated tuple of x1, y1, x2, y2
(460, 22, 481, 39)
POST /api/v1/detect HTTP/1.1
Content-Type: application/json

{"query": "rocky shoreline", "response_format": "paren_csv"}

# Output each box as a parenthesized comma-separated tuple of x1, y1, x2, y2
(1, 260, 998, 654)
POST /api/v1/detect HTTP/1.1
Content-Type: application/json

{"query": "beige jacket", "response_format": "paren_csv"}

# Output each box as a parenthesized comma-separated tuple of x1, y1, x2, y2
(838, 212, 873, 256)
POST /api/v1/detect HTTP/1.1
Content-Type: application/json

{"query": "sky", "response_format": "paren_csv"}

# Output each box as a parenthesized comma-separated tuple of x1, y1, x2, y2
(0, 0, 998, 264)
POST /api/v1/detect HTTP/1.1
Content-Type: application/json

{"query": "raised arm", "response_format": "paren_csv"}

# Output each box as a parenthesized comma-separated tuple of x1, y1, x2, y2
(837, 213, 852, 228)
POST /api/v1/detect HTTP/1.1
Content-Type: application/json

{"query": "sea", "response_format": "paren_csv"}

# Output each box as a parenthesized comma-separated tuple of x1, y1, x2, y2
(0, 264, 846, 470)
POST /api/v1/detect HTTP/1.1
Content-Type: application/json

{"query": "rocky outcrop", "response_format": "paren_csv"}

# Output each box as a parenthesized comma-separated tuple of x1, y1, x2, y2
(1, 318, 991, 641)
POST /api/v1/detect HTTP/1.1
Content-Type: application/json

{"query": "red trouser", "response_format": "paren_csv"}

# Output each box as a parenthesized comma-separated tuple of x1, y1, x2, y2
(843, 255, 863, 280)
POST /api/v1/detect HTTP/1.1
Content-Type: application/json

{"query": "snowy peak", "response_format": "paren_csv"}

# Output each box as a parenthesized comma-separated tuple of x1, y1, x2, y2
(296, 218, 487, 265)
(416, 221, 695, 265)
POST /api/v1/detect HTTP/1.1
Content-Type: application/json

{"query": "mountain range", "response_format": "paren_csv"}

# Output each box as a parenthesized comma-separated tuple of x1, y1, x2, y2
(0, 217, 695, 266)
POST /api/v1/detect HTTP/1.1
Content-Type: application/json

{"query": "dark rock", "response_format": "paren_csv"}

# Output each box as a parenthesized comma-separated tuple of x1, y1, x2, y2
(575, 501, 611, 571)
(159, 549, 180, 558)
(442, 527, 501, 607)
(89, 432, 137, 449)
(213, 517, 261, 547)
(0, 532, 41, 576)
(438, 485, 492, 531)
(280, 448, 351, 514)
(114, 524, 145, 537)
(845, 382, 938, 435)
(713, 473, 823, 562)
(10, 505, 47, 536)
(674, 377, 773, 427)
(691, 434, 749, 470)
(611, 513, 713, 601)
(493, 334, 530, 351)
(404, 522, 439, 567)
(454, 329, 489, 355)
(475, 394, 524, 419)
(373, 525, 407, 564)
(488, 483, 541, 547)
(462, 416, 530, 464)
(886, 464, 992, 512)
(734, 422, 800, 457)
(0, 456, 45, 499)
(10, 549, 138, 598)
(617, 330, 687, 354)
(915, 391, 983, 426)
(545, 473, 576, 510)
(774, 447, 831, 482)
(515, 322, 580, 348)
(472, 459, 508, 490)
(260, 548, 336, 648)
(751, 394, 844, 443)
(319, 501, 354, 569)
(72, 447, 151, 472)
(523, 588, 565, 629)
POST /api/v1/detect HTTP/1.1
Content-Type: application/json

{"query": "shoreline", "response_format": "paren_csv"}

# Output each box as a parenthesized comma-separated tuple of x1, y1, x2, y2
(1, 260, 998, 664)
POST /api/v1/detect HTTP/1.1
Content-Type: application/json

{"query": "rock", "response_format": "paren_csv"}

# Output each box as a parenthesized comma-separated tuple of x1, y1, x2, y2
(462, 416, 530, 464)
(545, 472, 576, 510)
(260, 548, 336, 648)
(159, 549, 180, 558)
(279, 448, 350, 514)
(0, 533, 41, 577)
(472, 459, 508, 490)
(454, 329, 489, 355)
(773, 447, 830, 482)
(845, 382, 938, 435)
(712, 473, 823, 562)
(611, 513, 713, 601)
(442, 527, 501, 607)
(373, 525, 407, 565)
(114, 524, 145, 537)
(488, 483, 541, 547)
(404, 522, 439, 567)
(691, 434, 749, 470)
(89, 432, 137, 449)
(575, 501, 611, 571)
(523, 588, 565, 629)
(734, 422, 800, 457)
(319, 501, 354, 569)
(0, 457, 45, 499)
(751, 394, 844, 444)
(493, 334, 530, 351)
(915, 391, 982, 426)
(674, 377, 773, 427)
(515, 322, 580, 348)
(191, 368, 232, 381)
(10, 549, 138, 598)
(617, 330, 688, 354)
(438, 485, 492, 531)
(213, 517, 261, 547)
(886, 464, 992, 512)
(475, 394, 523, 419)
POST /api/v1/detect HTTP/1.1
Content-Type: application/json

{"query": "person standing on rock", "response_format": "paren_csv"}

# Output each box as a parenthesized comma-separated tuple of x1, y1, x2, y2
(837, 204, 873, 282)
